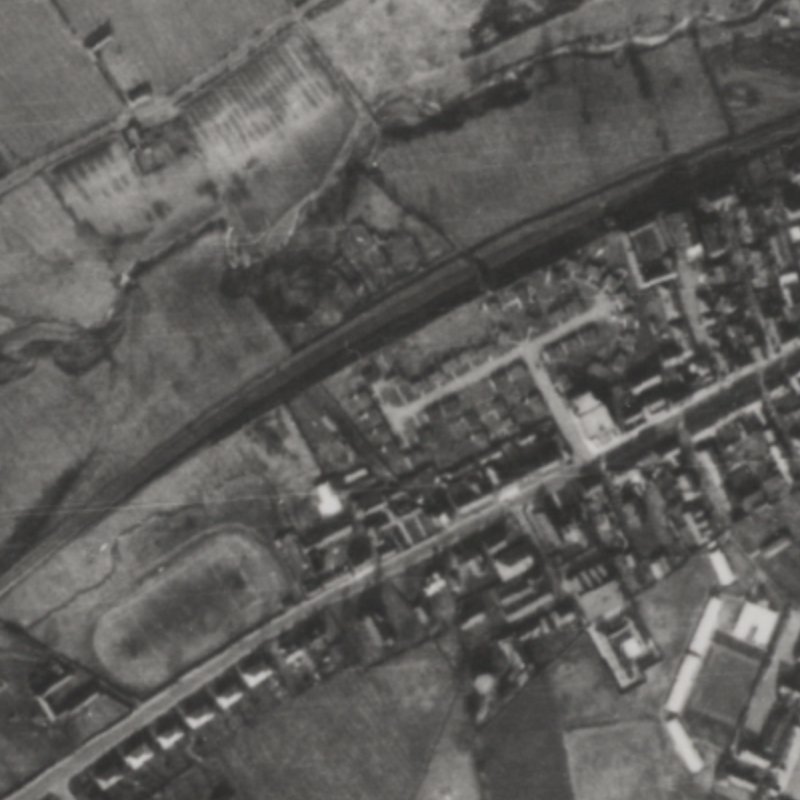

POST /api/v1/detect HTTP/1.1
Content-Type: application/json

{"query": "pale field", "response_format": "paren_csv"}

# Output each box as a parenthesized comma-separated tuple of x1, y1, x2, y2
(200, 644, 458, 800)
(415, 695, 481, 800)
(565, 721, 667, 800)
(309, 0, 487, 103)
(309, 0, 714, 106)
(0, 177, 117, 326)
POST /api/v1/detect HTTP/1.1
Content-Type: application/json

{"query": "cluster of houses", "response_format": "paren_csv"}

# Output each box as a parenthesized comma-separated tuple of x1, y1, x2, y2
(62, 141, 800, 800)
(29, 661, 108, 724)
(540, 145, 800, 455)
(74, 616, 347, 799)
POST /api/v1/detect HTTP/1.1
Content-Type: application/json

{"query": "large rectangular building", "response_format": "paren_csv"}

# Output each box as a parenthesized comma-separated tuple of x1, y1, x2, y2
(685, 631, 764, 749)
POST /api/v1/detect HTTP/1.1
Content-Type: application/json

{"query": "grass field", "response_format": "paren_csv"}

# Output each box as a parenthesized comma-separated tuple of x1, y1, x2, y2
(82, 228, 290, 474)
(639, 36, 730, 154)
(309, 0, 486, 103)
(565, 721, 667, 800)
(415, 695, 481, 800)
(194, 643, 457, 800)
(479, 674, 574, 800)
(0, 177, 117, 326)
(49, 30, 358, 265)
(0, 0, 121, 162)
(57, 0, 291, 94)
(93, 527, 288, 691)
(375, 39, 718, 250)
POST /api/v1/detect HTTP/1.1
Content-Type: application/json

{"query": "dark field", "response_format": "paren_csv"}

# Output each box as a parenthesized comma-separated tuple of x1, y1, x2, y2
(56, 0, 291, 94)
(0, 0, 121, 162)
(49, 30, 358, 260)
(0, 177, 117, 326)
(479, 673, 574, 800)
(565, 721, 668, 800)
(377, 40, 726, 249)
(93, 528, 288, 692)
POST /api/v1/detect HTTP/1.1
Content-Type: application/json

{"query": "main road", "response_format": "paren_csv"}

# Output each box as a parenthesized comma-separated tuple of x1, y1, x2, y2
(2, 459, 574, 800)
(9, 312, 800, 800)
(6, 92, 800, 604)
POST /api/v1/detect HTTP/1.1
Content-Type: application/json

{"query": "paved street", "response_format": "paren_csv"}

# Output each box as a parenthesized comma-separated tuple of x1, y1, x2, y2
(378, 295, 613, 460)
(2, 463, 572, 800)
(8, 323, 800, 800)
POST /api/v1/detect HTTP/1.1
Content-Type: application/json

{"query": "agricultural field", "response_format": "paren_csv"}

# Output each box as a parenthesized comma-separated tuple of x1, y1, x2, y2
(374, 38, 721, 250)
(564, 721, 668, 800)
(55, 0, 292, 95)
(478, 673, 574, 800)
(0, 0, 121, 163)
(176, 644, 458, 800)
(308, 0, 487, 103)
